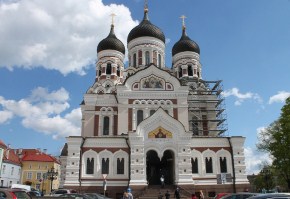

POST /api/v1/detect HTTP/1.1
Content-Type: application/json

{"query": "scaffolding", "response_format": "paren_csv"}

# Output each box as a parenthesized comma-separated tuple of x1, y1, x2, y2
(183, 78, 228, 137)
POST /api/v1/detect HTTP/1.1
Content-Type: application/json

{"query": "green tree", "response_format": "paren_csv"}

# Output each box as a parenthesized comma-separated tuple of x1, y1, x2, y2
(257, 97, 290, 190)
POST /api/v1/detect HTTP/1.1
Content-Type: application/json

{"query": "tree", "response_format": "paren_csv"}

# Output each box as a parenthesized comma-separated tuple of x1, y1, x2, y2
(257, 97, 290, 190)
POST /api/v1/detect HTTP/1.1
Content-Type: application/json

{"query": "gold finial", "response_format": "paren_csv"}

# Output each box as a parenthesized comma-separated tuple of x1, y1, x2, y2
(144, 0, 148, 13)
(110, 13, 116, 25)
(180, 15, 187, 28)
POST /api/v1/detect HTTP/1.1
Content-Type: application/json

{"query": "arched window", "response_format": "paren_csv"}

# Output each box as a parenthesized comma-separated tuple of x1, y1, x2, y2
(137, 110, 144, 126)
(86, 158, 94, 174)
(106, 63, 112, 74)
(205, 157, 213, 173)
(179, 67, 182, 78)
(188, 65, 193, 76)
(103, 116, 109, 135)
(117, 158, 124, 174)
(153, 51, 157, 65)
(98, 69, 102, 77)
(117, 66, 120, 77)
(138, 50, 142, 65)
(158, 54, 162, 67)
(220, 157, 227, 173)
(133, 53, 137, 67)
(191, 157, 198, 174)
(145, 51, 150, 65)
(102, 158, 109, 174)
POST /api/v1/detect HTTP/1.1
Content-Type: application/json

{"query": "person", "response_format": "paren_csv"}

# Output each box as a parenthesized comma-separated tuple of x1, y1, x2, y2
(192, 193, 197, 199)
(199, 190, 204, 199)
(174, 187, 180, 199)
(158, 192, 163, 199)
(160, 175, 165, 188)
(165, 190, 170, 199)
(122, 190, 129, 199)
(127, 187, 133, 199)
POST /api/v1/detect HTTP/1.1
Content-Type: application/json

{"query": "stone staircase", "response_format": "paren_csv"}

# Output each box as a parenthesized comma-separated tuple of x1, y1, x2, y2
(137, 185, 190, 199)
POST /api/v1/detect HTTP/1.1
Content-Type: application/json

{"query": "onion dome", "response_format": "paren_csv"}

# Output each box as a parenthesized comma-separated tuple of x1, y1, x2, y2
(172, 26, 200, 56)
(97, 24, 125, 54)
(127, 8, 165, 43)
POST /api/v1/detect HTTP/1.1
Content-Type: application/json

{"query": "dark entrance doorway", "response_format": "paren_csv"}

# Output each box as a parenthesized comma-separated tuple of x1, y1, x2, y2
(146, 150, 174, 185)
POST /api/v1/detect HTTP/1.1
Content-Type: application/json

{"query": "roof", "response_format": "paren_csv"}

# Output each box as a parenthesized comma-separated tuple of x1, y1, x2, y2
(19, 149, 60, 164)
(127, 10, 165, 43)
(0, 139, 7, 149)
(2, 148, 21, 165)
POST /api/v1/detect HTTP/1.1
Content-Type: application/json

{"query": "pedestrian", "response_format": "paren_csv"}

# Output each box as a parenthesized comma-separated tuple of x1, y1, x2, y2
(122, 190, 129, 199)
(199, 190, 204, 199)
(174, 187, 180, 199)
(160, 175, 165, 188)
(192, 193, 197, 199)
(158, 192, 163, 199)
(127, 187, 133, 199)
(165, 190, 170, 199)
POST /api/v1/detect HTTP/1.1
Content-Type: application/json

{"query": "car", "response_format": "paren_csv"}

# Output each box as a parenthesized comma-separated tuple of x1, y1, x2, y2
(215, 193, 230, 199)
(27, 190, 42, 197)
(0, 188, 32, 199)
(50, 189, 77, 197)
(84, 193, 113, 199)
(221, 192, 258, 199)
(59, 193, 92, 198)
(248, 193, 290, 199)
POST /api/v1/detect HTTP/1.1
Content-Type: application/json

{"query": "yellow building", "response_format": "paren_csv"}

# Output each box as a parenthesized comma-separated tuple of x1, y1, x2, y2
(18, 149, 60, 195)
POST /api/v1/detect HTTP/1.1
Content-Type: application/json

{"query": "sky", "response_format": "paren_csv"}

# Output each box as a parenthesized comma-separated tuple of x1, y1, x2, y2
(0, 0, 290, 175)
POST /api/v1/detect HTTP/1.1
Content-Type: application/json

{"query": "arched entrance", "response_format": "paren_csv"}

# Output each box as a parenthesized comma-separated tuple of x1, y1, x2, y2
(146, 150, 175, 185)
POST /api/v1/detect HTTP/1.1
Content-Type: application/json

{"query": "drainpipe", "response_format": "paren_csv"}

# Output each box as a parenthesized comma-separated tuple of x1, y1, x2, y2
(125, 136, 131, 187)
(79, 137, 85, 193)
(227, 137, 236, 193)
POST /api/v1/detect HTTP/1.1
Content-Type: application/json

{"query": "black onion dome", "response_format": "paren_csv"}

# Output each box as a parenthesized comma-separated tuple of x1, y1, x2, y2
(172, 27, 200, 56)
(97, 24, 125, 54)
(127, 10, 165, 43)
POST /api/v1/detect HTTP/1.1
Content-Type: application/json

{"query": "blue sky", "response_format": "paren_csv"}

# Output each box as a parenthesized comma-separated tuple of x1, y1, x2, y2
(0, 0, 290, 174)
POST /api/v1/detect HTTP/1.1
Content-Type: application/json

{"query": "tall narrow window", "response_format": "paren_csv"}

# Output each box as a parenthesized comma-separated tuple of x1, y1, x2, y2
(138, 50, 142, 65)
(158, 54, 162, 67)
(137, 110, 144, 126)
(86, 158, 94, 174)
(153, 51, 157, 65)
(179, 67, 182, 78)
(133, 53, 137, 67)
(103, 116, 110, 135)
(220, 157, 227, 173)
(102, 158, 109, 174)
(106, 63, 112, 74)
(206, 157, 213, 173)
(117, 66, 120, 77)
(129, 55, 131, 67)
(191, 158, 198, 174)
(188, 65, 193, 76)
(192, 116, 199, 136)
(98, 67, 102, 77)
(117, 158, 124, 174)
(145, 51, 150, 65)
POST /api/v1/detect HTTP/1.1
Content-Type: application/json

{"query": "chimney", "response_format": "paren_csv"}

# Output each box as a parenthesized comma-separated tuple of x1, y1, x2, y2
(43, 149, 47, 154)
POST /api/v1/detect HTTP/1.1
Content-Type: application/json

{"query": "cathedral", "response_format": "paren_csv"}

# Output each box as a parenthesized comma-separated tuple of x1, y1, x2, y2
(61, 4, 249, 198)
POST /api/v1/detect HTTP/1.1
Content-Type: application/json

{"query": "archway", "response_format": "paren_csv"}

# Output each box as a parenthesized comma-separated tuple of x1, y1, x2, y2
(146, 150, 175, 185)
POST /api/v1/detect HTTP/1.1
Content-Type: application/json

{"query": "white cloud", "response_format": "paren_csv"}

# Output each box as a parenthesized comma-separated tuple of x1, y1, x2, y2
(222, 87, 262, 106)
(0, 0, 138, 75)
(268, 91, 290, 104)
(0, 87, 81, 139)
(244, 146, 271, 174)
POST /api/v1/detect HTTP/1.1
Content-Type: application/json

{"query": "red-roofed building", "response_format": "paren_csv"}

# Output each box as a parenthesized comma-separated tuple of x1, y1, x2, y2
(0, 141, 21, 188)
(18, 148, 60, 194)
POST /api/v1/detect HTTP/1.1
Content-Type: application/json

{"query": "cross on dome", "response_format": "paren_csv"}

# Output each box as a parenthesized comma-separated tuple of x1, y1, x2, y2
(180, 15, 187, 29)
(110, 13, 116, 25)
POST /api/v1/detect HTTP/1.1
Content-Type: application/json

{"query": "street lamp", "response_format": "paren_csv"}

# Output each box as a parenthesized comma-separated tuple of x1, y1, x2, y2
(47, 167, 58, 193)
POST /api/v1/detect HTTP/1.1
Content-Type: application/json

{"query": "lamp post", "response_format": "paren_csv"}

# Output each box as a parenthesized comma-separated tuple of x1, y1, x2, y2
(47, 167, 58, 193)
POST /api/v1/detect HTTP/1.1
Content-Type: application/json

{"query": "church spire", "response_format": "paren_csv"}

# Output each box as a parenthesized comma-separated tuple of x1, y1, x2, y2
(143, 0, 149, 20)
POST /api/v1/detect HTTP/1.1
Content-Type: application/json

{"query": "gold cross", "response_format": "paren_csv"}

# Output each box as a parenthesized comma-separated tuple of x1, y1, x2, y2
(110, 13, 116, 25)
(180, 15, 187, 27)
(145, 0, 148, 10)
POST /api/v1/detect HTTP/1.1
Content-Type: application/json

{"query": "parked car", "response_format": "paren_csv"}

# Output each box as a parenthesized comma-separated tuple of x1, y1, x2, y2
(221, 192, 258, 199)
(0, 188, 32, 199)
(215, 193, 230, 199)
(248, 193, 290, 199)
(59, 193, 92, 198)
(50, 189, 77, 197)
(27, 190, 42, 197)
(84, 193, 112, 199)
